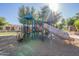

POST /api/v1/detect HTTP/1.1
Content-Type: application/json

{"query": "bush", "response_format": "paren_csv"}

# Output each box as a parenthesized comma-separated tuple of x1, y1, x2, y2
(74, 20, 79, 31)
(0, 26, 3, 30)
(67, 18, 75, 26)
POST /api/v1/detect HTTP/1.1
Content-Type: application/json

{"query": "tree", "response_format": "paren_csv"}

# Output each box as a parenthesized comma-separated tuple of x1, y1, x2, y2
(0, 17, 10, 30)
(18, 5, 37, 41)
(46, 9, 61, 26)
(18, 5, 30, 41)
(52, 12, 62, 24)
(57, 18, 66, 29)
(67, 17, 76, 26)
(74, 20, 79, 31)
(75, 12, 79, 19)
(31, 7, 35, 17)
(41, 6, 50, 22)
(18, 5, 29, 24)
(18, 6, 36, 25)
(0, 17, 6, 26)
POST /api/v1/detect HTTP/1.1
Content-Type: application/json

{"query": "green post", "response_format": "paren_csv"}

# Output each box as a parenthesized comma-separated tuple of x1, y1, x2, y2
(32, 19, 35, 39)
(42, 17, 44, 41)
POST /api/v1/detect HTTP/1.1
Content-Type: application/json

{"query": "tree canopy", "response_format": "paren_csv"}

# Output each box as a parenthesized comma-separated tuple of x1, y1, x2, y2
(0, 17, 10, 26)
(0, 17, 10, 30)
(74, 20, 79, 31)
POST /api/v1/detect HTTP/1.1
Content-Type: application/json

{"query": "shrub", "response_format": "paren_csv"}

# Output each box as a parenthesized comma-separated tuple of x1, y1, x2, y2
(74, 20, 79, 31)
(0, 26, 3, 30)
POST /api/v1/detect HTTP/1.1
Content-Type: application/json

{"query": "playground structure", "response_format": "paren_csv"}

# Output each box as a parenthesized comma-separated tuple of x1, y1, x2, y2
(17, 10, 71, 42)
(17, 12, 46, 41)
(24, 13, 44, 39)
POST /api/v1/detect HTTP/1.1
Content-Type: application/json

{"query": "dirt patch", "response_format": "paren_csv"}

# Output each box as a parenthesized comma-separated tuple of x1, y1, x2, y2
(64, 38, 79, 47)
(0, 36, 18, 56)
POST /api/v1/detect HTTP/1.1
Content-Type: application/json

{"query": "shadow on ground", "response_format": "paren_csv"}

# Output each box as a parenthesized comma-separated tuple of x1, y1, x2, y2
(0, 36, 79, 56)
(16, 38, 79, 56)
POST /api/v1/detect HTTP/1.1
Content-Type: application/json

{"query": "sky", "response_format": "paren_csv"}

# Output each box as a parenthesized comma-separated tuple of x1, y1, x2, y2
(60, 3, 79, 19)
(0, 3, 79, 25)
(0, 3, 46, 25)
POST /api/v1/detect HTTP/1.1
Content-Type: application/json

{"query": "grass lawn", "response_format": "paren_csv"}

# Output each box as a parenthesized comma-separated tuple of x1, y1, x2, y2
(0, 32, 17, 36)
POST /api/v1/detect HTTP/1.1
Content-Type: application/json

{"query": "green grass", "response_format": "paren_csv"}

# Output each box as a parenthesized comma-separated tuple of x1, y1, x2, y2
(0, 32, 17, 36)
